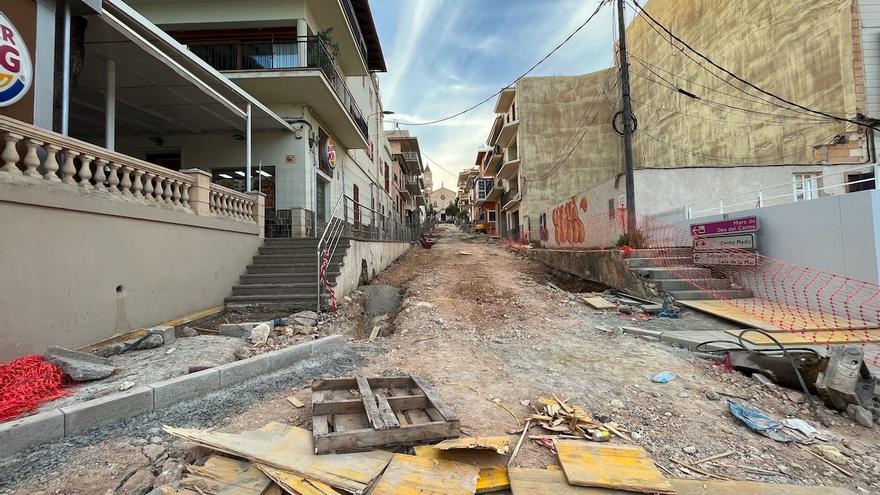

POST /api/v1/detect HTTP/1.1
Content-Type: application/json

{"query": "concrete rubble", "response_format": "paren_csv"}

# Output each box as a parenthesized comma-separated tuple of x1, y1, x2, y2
(44, 346, 116, 382)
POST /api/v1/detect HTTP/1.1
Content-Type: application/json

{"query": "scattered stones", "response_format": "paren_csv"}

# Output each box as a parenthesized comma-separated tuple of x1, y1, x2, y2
(610, 399, 625, 409)
(44, 346, 116, 382)
(683, 446, 697, 455)
(116, 468, 155, 495)
(233, 347, 255, 360)
(248, 323, 272, 346)
(150, 436, 164, 445)
(177, 326, 199, 338)
(155, 460, 183, 486)
(705, 390, 720, 401)
(844, 440, 868, 457)
(119, 381, 136, 391)
(219, 321, 272, 339)
(142, 444, 165, 464)
(847, 404, 874, 428)
(129, 334, 164, 351)
(288, 310, 319, 327)
(92, 343, 127, 358)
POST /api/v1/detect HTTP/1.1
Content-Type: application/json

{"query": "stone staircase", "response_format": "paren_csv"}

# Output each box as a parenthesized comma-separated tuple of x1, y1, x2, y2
(625, 248, 752, 301)
(225, 237, 349, 310)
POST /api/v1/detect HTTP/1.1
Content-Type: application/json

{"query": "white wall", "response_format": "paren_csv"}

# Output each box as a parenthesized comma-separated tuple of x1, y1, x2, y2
(335, 240, 411, 297)
(860, 0, 880, 118)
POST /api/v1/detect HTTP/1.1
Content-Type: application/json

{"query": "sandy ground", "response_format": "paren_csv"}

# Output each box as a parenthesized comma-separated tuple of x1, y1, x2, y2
(4, 224, 880, 493)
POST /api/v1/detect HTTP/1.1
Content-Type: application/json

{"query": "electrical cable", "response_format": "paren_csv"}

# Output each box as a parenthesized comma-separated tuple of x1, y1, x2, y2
(629, 0, 876, 131)
(391, 0, 612, 127)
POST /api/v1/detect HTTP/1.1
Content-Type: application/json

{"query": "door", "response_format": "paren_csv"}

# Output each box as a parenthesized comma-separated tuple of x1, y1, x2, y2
(316, 179, 328, 224)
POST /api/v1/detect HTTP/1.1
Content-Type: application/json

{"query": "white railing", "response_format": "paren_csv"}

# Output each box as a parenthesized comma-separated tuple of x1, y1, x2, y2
(650, 163, 880, 223)
(0, 115, 258, 224)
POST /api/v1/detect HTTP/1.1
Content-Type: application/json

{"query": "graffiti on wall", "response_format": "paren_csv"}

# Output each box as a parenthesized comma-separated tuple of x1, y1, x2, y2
(551, 196, 588, 245)
(541, 193, 627, 249)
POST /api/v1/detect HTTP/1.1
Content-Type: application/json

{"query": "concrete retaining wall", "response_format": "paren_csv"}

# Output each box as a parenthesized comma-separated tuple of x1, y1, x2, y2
(336, 240, 411, 297)
(0, 335, 347, 457)
(0, 177, 263, 360)
(526, 248, 650, 298)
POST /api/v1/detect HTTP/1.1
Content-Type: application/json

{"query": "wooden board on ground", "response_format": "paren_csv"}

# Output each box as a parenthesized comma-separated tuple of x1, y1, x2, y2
(581, 296, 617, 310)
(163, 423, 393, 494)
(258, 465, 342, 495)
(77, 305, 224, 352)
(181, 455, 274, 495)
(434, 435, 511, 454)
(508, 467, 857, 495)
(728, 328, 880, 345)
(370, 453, 480, 495)
(414, 444, 509, 493)
(556, 440, 674, 494)
(678, 299, 876, 332)
(310, 375, 460, 454)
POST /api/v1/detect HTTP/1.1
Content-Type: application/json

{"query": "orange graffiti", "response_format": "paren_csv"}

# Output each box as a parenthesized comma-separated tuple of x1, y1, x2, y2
(579, 197, 588, 212)
(552, 196, 585, 244)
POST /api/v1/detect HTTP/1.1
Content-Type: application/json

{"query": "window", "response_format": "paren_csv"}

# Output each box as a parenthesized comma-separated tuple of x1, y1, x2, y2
(793, 173, 819, 201)
(487, 210, 497, 222)
(353, 184, 360, 226)
(384, 163, 389, 192)
(477, 179, 491, 200)
(846, 171, 876, 193)
(440, 194, 446, 200)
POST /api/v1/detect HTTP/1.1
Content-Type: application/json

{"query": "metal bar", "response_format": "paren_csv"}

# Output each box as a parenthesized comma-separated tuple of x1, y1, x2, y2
(104, 59, 116, 150)
(246, 104, 252, 192)
(61, 2, 71, 135)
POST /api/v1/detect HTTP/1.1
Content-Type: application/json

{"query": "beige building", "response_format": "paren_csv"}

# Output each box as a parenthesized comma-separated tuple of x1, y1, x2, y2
(492, 0, 879, 247)
(428, 184, 456, 221)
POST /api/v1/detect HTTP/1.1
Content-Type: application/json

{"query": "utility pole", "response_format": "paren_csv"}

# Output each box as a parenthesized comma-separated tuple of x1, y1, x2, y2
(617, 0, 637, 234)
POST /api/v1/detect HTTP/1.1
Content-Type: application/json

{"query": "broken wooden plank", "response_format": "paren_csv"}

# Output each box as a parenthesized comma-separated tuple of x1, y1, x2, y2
(434, 436, 511, 455)
(357, 377, 388, 431)
(370, 453, 479, 495)
(330, 389, 370, 434)
(374, 394, 401, 429)
(182, 455, 274, 495)
(311, 377, 414, 391)
(556, 440, 674, 494)
(258, 465, 342, 495)
(314, 421, 459, 455)
(414, 445, 509, 494)
(287, 396, 305, 408)
(311, 394, 428, 416)
(411, 375, 458, 421)
(581, 296, 617, 310)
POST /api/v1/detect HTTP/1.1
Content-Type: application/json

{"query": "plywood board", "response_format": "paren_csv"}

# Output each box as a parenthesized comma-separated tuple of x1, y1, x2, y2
(258, 465, 342, 495)
(370, 453, 479, 495)
(414, 445, 509, 493)
(433, 436, 511, 454)
(582, 296, 617, 310)
(164, 423, 393, 494)
(678, 299, 875, 332)
(556, 441, 674, 494)
(182, 455, 273, 495)
(728, 328, 880, 345)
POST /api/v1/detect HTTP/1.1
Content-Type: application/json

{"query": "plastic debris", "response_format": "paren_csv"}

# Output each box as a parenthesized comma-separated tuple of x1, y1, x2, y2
(650, 371, 677, 383)
(727, 401, 792, 443)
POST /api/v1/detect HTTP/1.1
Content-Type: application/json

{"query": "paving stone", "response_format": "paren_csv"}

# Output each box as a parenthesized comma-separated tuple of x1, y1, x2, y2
(268, 342, 312, 370)
(61, 386, 154, 436)
(217, 354, 273, 387)
(44, 346, 115, 381)
(218, 321, 273, 338)
(149, 326, 176, 345)
(0, 409, 65, 457)
(149, 369, 219, 410)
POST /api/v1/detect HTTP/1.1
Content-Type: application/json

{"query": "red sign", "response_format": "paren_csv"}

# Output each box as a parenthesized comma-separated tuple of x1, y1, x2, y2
(690, 216, 759, 237)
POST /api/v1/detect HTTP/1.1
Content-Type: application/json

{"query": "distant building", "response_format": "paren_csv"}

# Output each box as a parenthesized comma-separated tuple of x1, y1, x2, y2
(428, 184, 456, 221)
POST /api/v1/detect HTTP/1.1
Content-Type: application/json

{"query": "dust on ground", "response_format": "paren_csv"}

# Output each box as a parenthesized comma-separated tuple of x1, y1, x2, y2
(5, 224, 880, 493)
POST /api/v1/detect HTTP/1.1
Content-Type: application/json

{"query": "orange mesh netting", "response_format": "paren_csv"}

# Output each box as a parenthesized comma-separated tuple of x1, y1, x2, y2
(0, 355, 69, 422)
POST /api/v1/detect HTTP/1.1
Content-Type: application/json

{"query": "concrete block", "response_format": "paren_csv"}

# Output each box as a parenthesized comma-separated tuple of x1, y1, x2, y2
(268, 342, 312, 370)
(149, 325, 176, 345)
(0, 409, 65, 457)
(219, 321, 274, 338)
(217, 354, 274, 388)
(61, 386, 154, 436)
(311, 335, 347, 355)
(621, 326, 663, 341)
(149, 369, 219, 410)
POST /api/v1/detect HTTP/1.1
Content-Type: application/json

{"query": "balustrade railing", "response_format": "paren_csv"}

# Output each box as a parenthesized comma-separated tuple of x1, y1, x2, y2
(0, 115, 259, 224)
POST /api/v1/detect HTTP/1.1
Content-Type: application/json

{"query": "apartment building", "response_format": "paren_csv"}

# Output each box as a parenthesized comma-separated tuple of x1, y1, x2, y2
(457, 167, 478, 224)
(387, 129, 427, 227)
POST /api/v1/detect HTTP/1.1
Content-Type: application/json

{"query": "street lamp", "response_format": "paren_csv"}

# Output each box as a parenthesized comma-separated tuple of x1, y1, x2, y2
(368, 110, 395, 118)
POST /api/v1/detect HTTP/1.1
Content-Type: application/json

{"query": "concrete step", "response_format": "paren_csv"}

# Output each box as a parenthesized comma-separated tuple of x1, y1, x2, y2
(256, 248, 348, 258)
(652, 278, 734, 291)
(245, 262, 343, 274)
(252, 254, 345, 265)
(669, 289, 753, 301)
(224, 294, 325, 310)
(239, 272, 340, 285)
(262, 237, 351, 247)
(634, 266, 711, 280)
(625, 257, 691, 268)
(231, 283, 323, 296)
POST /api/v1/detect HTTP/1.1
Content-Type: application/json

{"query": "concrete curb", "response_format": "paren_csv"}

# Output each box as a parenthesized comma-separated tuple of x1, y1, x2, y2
(0, 334, 347, 458)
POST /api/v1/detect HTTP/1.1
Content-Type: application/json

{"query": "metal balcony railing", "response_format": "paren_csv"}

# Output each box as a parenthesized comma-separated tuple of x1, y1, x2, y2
(190, 37, 368, 140)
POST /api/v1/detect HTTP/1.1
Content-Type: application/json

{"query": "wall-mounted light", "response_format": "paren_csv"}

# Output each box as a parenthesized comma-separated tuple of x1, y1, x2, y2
(235, 171, 245, 177)
(218, 173, 232, 179)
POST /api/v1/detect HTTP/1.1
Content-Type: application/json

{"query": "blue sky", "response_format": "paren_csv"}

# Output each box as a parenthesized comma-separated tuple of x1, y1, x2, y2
(373, 0, 619, 190)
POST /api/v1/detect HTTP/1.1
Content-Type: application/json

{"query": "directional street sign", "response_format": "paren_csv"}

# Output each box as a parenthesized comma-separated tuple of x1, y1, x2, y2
(693, 251, 758, 266)
(693, 233, 756, 251)
(690, 216, 759, 237)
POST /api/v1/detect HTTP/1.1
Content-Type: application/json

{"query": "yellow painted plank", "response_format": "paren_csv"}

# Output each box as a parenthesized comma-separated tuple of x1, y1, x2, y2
(182, 455, 273, 495)
(679, 299, 875, 332)
(287, 396, 306, 408)
(728, 328, 880, 345)
(370, 453, 480, 495)
(433, 435, 511, 454)
(164, 423, 393, 494)
(556, 441, 674, 494)
(414, 445, 509, 493)
(258, 465, 342, 495)
(77, 305, 224, 352)
(582, 296, 617, 310)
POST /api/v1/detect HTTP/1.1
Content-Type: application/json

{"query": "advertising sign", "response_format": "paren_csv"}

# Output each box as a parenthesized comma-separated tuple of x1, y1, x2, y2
(0, 11, 32, 107)
(693, 251, 758, 266)
(690, 216, 759, 237)
(693, 233, 756, 251)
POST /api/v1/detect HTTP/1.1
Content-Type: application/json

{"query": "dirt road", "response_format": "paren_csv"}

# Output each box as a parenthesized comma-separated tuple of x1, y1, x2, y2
(5, 224, 880, 493)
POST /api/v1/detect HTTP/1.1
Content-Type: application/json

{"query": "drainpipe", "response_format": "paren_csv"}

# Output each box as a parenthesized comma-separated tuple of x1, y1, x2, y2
(105, 59, 116, 150)
(61, 1, 71, 135)
(245, 104, 252, 192)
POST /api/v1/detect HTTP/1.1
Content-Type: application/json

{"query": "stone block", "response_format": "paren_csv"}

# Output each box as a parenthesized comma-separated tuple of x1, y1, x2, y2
(219, 321, 273, 338)
(61, 386, 154, 436)
(217, 354, 273, 388)
(268, 342, 312, 370)
(0, 409, 65, 457)
(45, 346, 116, 381)
(149, 369, 220, 410)
(149, 326, 176, 345)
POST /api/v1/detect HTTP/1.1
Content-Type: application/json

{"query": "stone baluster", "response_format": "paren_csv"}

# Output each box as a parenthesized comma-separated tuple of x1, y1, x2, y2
(132, 170, 144, 199)
(163, 176, 173, 204)
(235, 198, 243, 219)
(93, 158, 107, 190)
(231, 197, 240, 219)
(180, 182, 190, 209)
(1, 132, 21, 175)
(119, 166, 133, 196)
(107, 162, 120, 193)
(207, 191, 215, 213)
(42, 144, 61, 182)
(78, 154, 94, 189)
(22, 138, 41, 177)
(143, 172, 155, 201)
(222, 195, 231, 217)
(61, 149, 77, 184)
(171, 180, 181, 207)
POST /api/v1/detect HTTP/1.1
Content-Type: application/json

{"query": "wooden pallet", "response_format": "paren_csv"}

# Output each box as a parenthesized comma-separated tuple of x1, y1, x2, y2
(311, 375, 460, 454)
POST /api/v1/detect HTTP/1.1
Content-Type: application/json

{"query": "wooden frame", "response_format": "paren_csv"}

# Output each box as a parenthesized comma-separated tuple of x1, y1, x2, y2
(311, 375, 460, 454)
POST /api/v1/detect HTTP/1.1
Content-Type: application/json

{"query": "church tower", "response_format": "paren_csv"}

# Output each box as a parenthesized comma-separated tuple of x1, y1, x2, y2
(423, 164, 433, 192)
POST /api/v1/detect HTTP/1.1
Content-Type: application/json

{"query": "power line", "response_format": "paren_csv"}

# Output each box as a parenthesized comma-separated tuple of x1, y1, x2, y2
(420, 150, 457, 177)
(631, 98, 830, 127)
(628, 0, 875, 131)
(391, 0, 612, 127)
